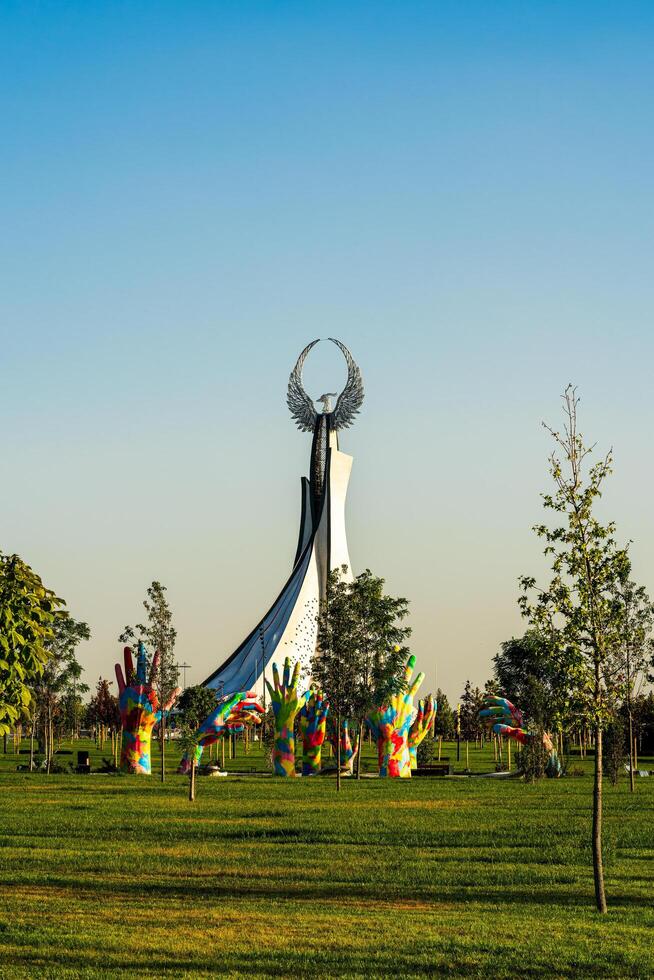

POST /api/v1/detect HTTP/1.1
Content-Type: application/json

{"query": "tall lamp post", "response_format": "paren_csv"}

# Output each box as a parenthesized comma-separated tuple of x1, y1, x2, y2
(258, 624, 267, 741)
(456, 703, 461, 763)
(178, 662, 191, 690)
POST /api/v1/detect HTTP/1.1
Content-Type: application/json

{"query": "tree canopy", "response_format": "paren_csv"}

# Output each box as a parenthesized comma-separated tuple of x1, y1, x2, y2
(0, 553, 64, 736)
(312, 566, 411, 725)
(176, 685, 218, 731)
(519, 386, 627, 913)
(119, 580, 180, 707)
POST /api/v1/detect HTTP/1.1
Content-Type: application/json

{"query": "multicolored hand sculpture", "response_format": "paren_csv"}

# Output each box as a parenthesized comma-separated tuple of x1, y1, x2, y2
(327, 719, 360, 774)
(366, 654, 425, 778)
(265, 658, 306, 776)
(478, 696, 524, 731)
(177, 691, 263, 774)
(224, 693, 265, 733)
(115, 643, 181, 774)
(478, 695, 561, 777)
(299, 689, 330, 776)
(407, 695, 437, 771)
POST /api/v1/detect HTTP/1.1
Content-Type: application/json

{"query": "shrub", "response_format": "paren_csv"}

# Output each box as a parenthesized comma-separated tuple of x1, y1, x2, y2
(416, 735, 435, 767)
(515, 732, 550, 783)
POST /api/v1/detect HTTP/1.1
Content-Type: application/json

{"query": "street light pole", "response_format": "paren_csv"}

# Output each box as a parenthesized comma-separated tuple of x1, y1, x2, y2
(258, 625, 267, 741)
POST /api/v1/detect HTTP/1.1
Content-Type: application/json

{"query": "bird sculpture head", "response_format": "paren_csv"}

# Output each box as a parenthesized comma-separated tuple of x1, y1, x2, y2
(317, 393, 338, 413)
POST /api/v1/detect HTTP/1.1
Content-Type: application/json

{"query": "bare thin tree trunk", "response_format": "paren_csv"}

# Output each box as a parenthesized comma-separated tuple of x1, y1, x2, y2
(160, 715, 166, 783)
(593, 718, 607, 913)
(189, 758, 196, 802)
(46, 711, 52, 775)
(336, 709, 341, 792)
(356, 720, 364, 780)
(628, 712, 635, 794)
(29, 725, 35, 771)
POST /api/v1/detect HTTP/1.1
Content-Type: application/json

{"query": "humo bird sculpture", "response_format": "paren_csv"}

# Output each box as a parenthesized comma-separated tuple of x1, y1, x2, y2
(286, 338, 364, 432)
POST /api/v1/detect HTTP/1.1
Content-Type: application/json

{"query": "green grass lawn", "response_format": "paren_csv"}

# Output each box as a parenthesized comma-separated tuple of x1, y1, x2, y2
(1, 740, 653, 978)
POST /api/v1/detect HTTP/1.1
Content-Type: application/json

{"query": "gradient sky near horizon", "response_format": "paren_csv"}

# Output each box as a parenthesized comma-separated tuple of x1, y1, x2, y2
(2, 2, 654, 701)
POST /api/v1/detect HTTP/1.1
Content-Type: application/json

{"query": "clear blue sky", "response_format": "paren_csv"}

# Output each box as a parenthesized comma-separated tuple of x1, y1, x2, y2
(2, 2, 653, 700)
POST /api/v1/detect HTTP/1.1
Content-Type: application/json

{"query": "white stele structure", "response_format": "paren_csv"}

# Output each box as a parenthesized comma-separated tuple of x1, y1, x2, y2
(203, 340, 363, 698)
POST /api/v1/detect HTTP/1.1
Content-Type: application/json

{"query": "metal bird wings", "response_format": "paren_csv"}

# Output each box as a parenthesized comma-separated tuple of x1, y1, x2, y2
(286, 339, 320, 432)
(286, 338, 364, 432)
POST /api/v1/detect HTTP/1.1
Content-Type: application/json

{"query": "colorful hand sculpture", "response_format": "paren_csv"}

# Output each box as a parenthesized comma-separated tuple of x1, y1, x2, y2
(177, 691, 262, 774)
(115, 643, 181, 774)
(478, 695, 561, 777)
(224, 694, 265, 733)
(492, 722, 529, 746)
(327, 719, 360, 774)
(366, 654, 425, 778)
(299, 689, 330, 775)
(545, 749, 562, 778)
(478, 696, 524, 730)
(407, 695, 437, 771)
(265, 658, 305, 776)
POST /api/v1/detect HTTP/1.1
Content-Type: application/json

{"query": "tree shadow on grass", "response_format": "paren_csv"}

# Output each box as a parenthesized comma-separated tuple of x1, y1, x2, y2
(6, 872, 650, 911)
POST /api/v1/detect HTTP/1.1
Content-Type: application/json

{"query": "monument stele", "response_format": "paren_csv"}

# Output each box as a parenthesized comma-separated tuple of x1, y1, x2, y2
(203, 339, 364, 696)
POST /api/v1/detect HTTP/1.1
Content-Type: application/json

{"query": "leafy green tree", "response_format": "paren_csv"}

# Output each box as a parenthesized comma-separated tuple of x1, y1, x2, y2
(86, 678, 120, 744)
(515, 728, 551, 783)
(312, 567, 410, 788)
(0, 553, 64, 736)
(609, 566, 654, 793)
(433, 688, 455, 740)
(493, 631, 574, 733)
(260, 705, 275, 769)
(33, 614, 90, 771)
(348, 568, 411, 777)
(176, 692, 216, 801)
(313, 569, 362, 791)
(119, 581, 180, 782)
(416, 732, 435, 766)
(60, 688, 86, 740)
(519, 386, 628, 913)
(176, 685, 217, 730)
(459, 680, 484, 741)
(629, 691, 654, 757)
(603, 717, 626, 786)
